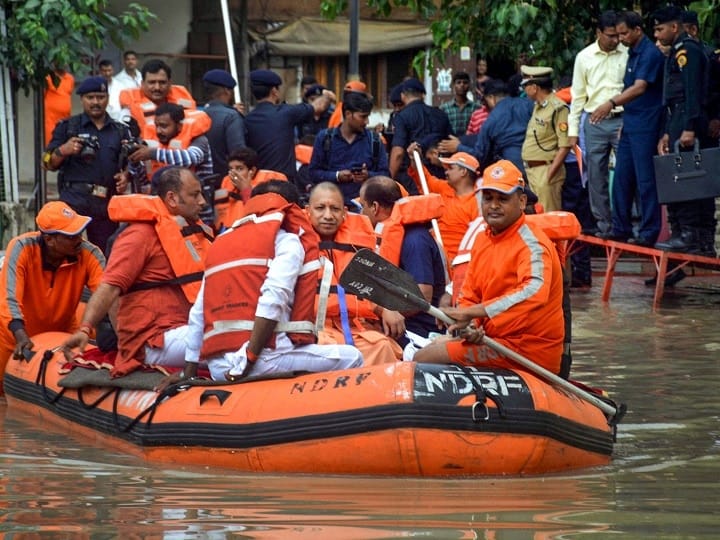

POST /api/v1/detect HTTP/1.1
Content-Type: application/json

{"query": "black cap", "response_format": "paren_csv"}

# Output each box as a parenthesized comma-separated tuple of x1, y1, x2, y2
(653, 6, 683, 25)
(250, 69, 282, 87)
(76, 76, 108, 95)
(389, 83, 403, 104)
(680, 10, 699, 26)
(202, 69, 237, 89)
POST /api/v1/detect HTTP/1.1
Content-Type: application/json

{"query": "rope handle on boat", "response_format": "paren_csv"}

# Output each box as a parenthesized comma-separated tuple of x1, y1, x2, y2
(35, 347, 67, 405)
(455, 364, 506, 422)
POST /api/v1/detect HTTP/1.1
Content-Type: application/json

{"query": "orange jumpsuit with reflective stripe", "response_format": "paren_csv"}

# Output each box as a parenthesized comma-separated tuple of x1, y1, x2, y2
(455, 214, 564, 374)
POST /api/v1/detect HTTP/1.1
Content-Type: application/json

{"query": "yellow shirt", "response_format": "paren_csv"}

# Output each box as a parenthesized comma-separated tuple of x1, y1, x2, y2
(568, 40, 628, 137)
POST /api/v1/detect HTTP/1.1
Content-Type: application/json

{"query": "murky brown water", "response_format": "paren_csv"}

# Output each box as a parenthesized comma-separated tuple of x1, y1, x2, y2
(2, 273, 720, 538)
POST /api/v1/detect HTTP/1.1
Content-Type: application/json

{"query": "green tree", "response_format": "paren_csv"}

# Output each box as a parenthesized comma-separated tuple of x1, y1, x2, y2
(0, 0, 156, 92)
(321, 0, 720, 77)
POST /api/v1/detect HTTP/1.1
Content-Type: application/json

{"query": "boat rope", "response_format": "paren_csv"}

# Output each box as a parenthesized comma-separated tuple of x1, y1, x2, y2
(454, 364, 507, 421)
(36, 348, 67, 405)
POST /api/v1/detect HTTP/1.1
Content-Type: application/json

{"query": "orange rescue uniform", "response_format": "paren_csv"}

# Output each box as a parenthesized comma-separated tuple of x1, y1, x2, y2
(0, 233, 105, 384)
(44, 72, 75, 145)
(408, 163, 478, 266)
(316, 213, 402, 365)
(213, 169, 288, 231)
(451, 214, 564, 374)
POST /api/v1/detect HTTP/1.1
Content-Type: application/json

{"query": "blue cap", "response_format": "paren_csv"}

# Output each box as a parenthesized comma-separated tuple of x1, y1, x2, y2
(76, 76, 108, 95)
(250, 69, 282, 87)
(401, 78, 425, 94)
(203, 69, 237, 89)
(389, 83, 403, 104)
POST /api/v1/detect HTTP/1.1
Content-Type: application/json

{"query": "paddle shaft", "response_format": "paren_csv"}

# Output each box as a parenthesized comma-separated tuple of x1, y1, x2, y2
(425, 304, 617, 416)
(412, 150, 444, 248)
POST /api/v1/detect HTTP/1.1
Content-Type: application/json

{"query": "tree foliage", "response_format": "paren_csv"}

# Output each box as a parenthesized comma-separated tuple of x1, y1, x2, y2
(321, 0, 720, 77)
(0, 0, 156, 93)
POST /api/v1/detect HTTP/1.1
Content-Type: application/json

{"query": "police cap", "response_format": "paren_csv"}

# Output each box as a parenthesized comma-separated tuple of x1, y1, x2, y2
(303, 84, 326, 100)
(76, 76, 108, 95)
(250, 69, 282, 88)
(401, 78, 425, 94)
(653, 6, 683, 25)
(520, 65, 553, 86)
(202, 69, 237, 89)
(680, 10, 699, 26)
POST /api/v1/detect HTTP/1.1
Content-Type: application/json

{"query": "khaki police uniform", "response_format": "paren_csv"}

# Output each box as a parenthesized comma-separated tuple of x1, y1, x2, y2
(521, 92, 570, 211)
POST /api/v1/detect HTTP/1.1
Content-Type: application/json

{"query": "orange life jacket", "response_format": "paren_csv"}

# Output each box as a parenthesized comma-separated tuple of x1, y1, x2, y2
(107, 194, 213, 303)
(143, 109, 212, 177)
(295, 144, 313, 165)
(317, 213, 377, 322)
(375, 194, 444, 265)
(119, 85, 196, 140)
(200, 193, 320, 359)
(450, 211, 581, 304)
(213, 170, 288, 231)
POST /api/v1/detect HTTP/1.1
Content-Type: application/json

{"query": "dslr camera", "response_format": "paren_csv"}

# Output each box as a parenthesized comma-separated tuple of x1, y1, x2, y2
(76, 133, 100, 163)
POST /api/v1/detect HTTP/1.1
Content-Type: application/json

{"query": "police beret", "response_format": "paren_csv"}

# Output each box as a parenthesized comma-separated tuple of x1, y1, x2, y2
(680, 10, 699, 26)
(303, 84, 326, 99)
(520, 65, 553, 86)
(389, 83, 403, 104)
(401, 78, 425, 94)
(250, 69, 282, 87)
(202, 69, 237, 89)
(653, 6, 682, 25)
(76, 76, 108, 95)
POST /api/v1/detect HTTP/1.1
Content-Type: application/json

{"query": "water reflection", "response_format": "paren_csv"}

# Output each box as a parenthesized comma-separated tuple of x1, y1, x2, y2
(1, 274, 720, 537)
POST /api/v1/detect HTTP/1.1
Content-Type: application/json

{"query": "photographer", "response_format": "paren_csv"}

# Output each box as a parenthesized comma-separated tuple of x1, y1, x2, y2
(308, 92, 389, 210)
(43, 76, 142, 252)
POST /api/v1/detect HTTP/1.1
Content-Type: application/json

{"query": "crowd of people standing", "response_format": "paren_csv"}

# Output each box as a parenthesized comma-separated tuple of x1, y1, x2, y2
(0, 6, 717, 391)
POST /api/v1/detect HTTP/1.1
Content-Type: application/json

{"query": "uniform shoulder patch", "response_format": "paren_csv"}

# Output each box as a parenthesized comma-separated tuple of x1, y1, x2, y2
(559, 122, 568, 132)
(677, 53, 687, 68)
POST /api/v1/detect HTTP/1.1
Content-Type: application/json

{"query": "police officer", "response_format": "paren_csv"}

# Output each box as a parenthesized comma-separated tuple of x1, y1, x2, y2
(43, 76, 141, 252)
(653, 6, 716, 256)
(244, 69, 332, 183)
(520, 66, 571, 212)
(202, 69, 246, 177)
(390, 78, 452, 194)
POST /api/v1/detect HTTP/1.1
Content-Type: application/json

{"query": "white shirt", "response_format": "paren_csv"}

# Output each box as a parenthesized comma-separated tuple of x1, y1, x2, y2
(113, 69, 142, 90)
(111, 69, 142, 123)
(568, 41, 628, 137)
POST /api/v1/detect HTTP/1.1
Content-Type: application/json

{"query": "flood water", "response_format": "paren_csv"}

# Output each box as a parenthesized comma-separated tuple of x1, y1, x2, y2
(1, 272, 720, 538)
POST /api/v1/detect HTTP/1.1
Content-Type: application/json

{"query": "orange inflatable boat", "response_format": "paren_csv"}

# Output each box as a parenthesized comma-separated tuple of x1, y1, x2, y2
(3, 332, 620, 476)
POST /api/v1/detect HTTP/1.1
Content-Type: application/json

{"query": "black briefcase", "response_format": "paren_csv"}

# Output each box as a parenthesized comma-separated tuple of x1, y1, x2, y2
(653, 141, 720, 204)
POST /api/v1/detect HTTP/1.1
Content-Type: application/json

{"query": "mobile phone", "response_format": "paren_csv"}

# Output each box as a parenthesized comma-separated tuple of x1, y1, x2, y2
(351, 165, 363, 174)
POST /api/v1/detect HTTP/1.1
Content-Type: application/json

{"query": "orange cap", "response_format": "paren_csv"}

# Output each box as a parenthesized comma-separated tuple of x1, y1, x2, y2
(344, 80, 367, 92)
(439, 152, 480, 174)
(479, 160, 525, 194)
(36, 201, 92, 235)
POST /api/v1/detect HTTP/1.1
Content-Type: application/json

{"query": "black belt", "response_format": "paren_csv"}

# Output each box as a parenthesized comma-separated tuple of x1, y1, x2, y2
(524, 160, 552, 168)
(61, 183, 110, 198)
(606, 110, 623, 119)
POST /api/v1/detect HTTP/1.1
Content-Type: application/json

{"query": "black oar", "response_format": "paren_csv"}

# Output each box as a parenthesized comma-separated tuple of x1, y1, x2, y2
(339, 248, 619, 418)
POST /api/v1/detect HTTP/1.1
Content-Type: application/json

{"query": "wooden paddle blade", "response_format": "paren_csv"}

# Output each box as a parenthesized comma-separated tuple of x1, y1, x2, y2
(339, 248, 430, 313)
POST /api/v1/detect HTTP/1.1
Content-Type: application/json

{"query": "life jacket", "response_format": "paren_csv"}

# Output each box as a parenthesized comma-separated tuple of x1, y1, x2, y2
(375, 194, 444, 265)
(107, 194, 213, 303)
(317, 213, 377, 322)
(143, 109, 212, 177)
(295, 144, 313, 166)
(450, 211, 581, 304)
(118, 85, 196, 140)
(213, 170, 288, 231)
(200, 193, 320, 359)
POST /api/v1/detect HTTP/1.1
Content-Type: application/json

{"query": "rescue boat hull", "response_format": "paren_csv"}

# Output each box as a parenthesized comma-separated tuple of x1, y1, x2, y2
(3, 332, 616, 476)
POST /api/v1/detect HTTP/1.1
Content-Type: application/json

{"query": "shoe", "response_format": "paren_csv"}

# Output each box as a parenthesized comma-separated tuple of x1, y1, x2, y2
(644, 268, 686, 287)
(627, 237, 653, 248)
(655, 229, 701, 253)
